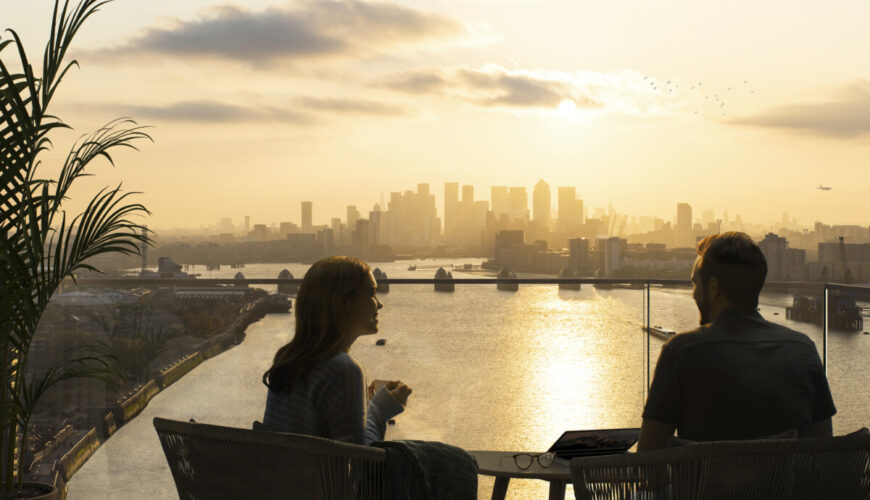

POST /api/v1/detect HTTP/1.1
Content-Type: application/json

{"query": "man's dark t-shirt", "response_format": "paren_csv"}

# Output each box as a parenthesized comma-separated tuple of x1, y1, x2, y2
(642, 308, 836, 441)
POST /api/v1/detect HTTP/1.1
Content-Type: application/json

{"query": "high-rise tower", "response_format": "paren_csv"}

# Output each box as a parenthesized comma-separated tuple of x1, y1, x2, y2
(533, 179, 551, 226)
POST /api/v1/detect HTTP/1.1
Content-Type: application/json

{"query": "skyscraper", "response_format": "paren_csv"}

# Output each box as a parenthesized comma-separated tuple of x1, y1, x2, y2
(301, 201, 312, 232)
(533, 179, 551, 226)
(462, 185, 474, 205)
(558, 187, 579, 232)
(347, 205, 360, 230)
(508, 186, 529, 222)
(491, 186, 509, 218)
(380, 185, 440, 247)
(444, 182, 459, 238)
(676, 202, 693, 248)
(369, 207, 382, 247)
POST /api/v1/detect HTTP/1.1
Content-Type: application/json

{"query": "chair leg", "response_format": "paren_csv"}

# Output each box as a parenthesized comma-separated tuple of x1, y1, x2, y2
(491, 477, 510, 500)
(548, 479, 567, 500)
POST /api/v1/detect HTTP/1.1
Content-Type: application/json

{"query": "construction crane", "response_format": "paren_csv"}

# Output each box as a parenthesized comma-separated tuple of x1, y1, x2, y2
(839, 236, 853, 284)
(608, 214, 628, 237)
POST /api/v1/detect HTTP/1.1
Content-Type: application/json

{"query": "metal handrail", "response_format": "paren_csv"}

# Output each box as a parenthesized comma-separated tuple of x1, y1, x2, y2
(69, 277, 865, 289)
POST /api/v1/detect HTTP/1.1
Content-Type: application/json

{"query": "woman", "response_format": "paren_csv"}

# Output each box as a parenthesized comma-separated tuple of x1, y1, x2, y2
(262, 256, 412, 445)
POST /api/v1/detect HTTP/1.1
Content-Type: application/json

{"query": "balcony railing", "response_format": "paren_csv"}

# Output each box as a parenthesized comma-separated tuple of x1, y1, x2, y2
(27, 275, 870, 498)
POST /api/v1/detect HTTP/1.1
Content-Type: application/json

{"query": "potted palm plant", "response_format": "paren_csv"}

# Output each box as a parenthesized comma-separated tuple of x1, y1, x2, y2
(1, 1, 151, 497)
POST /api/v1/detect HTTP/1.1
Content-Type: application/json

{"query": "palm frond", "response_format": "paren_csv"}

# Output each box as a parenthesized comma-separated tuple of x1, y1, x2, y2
(19, 353, 121, 422)
(54, 119, 152, 210)
(2, 0, 150, 490)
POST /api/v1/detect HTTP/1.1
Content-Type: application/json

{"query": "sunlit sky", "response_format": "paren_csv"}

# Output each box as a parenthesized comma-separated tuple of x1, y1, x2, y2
(6, 0, 870, 230)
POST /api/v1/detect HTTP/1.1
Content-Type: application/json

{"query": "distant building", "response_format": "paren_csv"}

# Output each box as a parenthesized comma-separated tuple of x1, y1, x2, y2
(815, 241, 870, 282)
(701, 209, 715, 227)
(347, 205, 360, 231)
(759, 233, 787, 281)
(250, 224, 269, 242)
(533, 179, 551, 227)
(568, 237, 590, 274)
(369, 208, 382, 247)
(317, 228, 334, 254)
(495, 230, 524, 260)
(558, 187, 580, 233)
(507, 186, 529, 222)
(603, 237, 624, 276)
(380, 184, 440, 248)
(301, 201, 313, 233)
(444, 182, 459, 242)
(331, 218, 346, 246)
(354, 219, 371, 252)
(675, 203, 693, 248)
(491, 186, 509, 219)
(759, 232, 807, 281)
(279, 221, 297, 236)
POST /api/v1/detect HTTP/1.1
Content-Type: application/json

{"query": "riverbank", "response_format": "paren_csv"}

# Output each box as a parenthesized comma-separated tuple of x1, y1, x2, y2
(29, 292, 290, 498)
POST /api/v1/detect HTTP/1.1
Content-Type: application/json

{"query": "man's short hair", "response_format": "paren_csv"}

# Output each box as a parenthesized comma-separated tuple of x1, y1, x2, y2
(696, 232, 767, 308)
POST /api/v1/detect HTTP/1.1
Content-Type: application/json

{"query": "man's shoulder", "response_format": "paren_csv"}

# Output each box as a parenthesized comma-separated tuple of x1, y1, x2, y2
(663, 324, 712, 351)
(665, 318, 815, 352)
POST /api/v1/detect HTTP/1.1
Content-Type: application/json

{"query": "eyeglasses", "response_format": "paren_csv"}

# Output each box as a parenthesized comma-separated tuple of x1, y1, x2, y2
(500, 452, 555, 470)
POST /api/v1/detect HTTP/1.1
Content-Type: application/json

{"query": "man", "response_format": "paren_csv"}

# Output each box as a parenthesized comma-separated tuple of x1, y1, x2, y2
(637, 232, 835, 451)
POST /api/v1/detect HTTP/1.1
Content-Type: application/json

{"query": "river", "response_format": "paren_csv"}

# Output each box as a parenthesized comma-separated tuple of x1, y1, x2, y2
(68, 260, 870, 499)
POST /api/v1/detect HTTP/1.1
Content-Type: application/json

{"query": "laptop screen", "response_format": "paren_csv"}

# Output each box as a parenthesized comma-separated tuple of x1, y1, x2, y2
(547, 428, 640, 458)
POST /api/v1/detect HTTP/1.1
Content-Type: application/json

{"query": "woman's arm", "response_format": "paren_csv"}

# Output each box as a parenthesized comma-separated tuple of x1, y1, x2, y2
(319, 355, 403, 445)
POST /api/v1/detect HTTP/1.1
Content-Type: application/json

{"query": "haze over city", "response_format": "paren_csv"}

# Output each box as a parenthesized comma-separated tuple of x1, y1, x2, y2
(8, 0, 870, 229)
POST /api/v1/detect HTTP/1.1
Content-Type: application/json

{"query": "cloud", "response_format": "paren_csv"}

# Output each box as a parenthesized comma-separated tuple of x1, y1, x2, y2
(378, 65, 606, 110)
(121, 100, 312, 124)
(729, 81, 870, 137)
(70, 96, 409, 125)
(95, 1, 467, 65)
(294, 97, 408, 116)
(380, 68, 449, 94)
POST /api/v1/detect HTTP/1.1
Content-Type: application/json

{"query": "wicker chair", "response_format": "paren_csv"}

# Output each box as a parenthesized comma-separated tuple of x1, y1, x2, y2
(153, 417, 387, 500)
(570, 430, 870, 500)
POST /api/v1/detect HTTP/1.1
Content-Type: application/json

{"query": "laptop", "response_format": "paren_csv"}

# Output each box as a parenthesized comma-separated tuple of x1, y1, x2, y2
(547, 428, 640, 463)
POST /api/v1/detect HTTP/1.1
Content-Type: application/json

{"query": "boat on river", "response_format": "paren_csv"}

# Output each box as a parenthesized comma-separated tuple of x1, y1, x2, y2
(642, 325, 676, 339)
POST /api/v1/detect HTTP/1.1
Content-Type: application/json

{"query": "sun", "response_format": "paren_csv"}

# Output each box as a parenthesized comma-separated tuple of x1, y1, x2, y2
(558, 98, 577, 114)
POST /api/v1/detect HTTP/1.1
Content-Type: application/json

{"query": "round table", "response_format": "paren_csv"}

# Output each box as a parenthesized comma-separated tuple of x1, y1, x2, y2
(468, 450, 571, 500)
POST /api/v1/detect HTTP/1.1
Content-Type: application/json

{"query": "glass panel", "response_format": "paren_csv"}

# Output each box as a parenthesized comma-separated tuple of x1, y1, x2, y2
(646, 280, 696, 396)
(42, 261, 649, 500)
(825, 286, 869, 435)
(43, 269, 298, 498)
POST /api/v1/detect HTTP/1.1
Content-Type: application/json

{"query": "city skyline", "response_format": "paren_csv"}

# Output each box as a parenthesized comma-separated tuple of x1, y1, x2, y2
(7, 1, 870, 228)
(158, 179, 854, 235)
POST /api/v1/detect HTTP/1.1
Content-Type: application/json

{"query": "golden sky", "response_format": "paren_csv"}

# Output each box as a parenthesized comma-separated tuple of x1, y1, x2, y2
(6, 0, 870, 229)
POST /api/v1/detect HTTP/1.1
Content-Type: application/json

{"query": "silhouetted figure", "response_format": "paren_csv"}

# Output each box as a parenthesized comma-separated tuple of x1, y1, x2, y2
(637, 232, 835, 451)
(262, 257, 411, 444)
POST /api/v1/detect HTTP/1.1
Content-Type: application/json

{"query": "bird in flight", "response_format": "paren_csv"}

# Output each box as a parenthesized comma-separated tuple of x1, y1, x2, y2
(817, 185, 832, 191)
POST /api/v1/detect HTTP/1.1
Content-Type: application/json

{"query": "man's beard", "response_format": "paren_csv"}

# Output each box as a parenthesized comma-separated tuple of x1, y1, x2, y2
(698, 294, 712, 325)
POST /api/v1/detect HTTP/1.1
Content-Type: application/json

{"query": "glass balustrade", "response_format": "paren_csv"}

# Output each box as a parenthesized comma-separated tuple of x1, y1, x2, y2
(17, 261, 870, 499)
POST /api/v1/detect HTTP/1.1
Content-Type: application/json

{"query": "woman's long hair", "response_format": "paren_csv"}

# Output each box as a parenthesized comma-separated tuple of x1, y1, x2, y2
(263, 256, 371, 391)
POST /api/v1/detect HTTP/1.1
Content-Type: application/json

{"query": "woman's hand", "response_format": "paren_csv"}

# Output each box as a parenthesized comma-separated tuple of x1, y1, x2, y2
(386, 380, 412, 407)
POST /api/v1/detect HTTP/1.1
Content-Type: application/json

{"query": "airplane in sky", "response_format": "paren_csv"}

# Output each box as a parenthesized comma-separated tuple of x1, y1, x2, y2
(817, 185, 832, 191)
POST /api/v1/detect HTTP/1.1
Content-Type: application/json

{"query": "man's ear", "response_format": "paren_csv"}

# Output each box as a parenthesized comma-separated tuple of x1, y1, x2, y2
(707, 275, 720, 298)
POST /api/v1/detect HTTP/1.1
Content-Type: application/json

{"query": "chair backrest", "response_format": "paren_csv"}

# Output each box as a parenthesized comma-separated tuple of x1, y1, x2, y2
(153, 417, 387, 500)
(570, 430, 870, 500)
